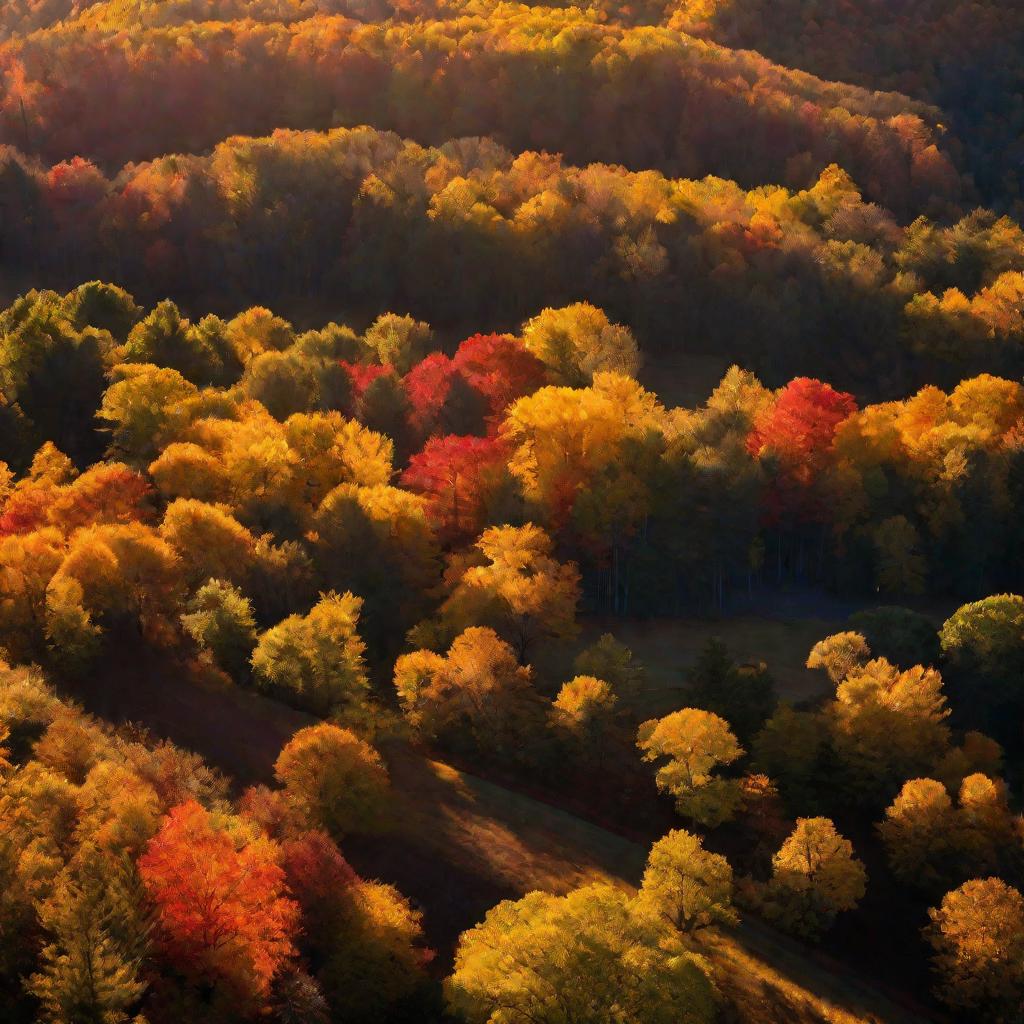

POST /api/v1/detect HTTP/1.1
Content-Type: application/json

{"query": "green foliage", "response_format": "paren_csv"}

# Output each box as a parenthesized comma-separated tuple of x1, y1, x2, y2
(251, 591, 369, 715)
(680, 638, 776, 743)
(848, 606, 940, 669)
(181, 580, 258, 683)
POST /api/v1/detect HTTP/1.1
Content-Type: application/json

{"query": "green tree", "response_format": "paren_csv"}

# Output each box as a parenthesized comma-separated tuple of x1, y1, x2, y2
(251, 592, 369, 715)
(181, 580, 258, 683)
(848, 606, 940, 669)
(26, 850, 149, 1024)
(681, 638, 776, 743)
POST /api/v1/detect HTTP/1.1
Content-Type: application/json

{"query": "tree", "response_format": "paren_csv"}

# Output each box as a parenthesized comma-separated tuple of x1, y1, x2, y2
(872, 515, 927, 595)
(446, 884, 717, 1024)
(401, 435, 510, 541)
(397, 627, 540, 757)
(181, 580, 258, 683)
(681, 638, 776, 743)
(313, 483, 439, 647)
(940, 594, 1024, 731)
(876, 778, 956, 888)
(98, 364, 198, 463)
(158, 498, 255, 588)
(636, 709, 744, 827)
(441, 523, 580, 662)
(451, 333, 546, 422)
(139, 800, 299, 1003)
(746, 377, 857, 526)
(26, 851, 148, 1024)
(250, 591, 369, 716)
(926, 879, 1024, 1020)
(573, 633, 645, 702)
(55, 522, 184, 639)
(637, 829, 737, 933)
(828, 657, 950, 800)
(806, 631, 871, 684)
(548, 676, 622, 766)
(848, 606, 940, 669)
(521, 303, 640, 386)
(764, 818, 867, 938)
(363, 313, 432, 374)
(118, 299, 233, 385)
(273, 724, 390, 838)
(280, 831, 430, 1022)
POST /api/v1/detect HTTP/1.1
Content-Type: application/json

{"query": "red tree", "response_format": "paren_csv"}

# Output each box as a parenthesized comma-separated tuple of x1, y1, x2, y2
(452, 333, 546, 425)
(340, 361, 395, 399)
(139, 800, 300, 1002)
(401, 434, 509, 540)
(747, 377, 856, 524)
(403, 352, 458, 434)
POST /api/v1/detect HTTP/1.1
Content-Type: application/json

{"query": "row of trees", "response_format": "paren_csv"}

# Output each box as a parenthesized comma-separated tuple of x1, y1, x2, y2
(0, 5, 957, 214)
(0, 128, 1018, 396)
(667, 0, 1024, 213)
(5, 283, 1024, 650)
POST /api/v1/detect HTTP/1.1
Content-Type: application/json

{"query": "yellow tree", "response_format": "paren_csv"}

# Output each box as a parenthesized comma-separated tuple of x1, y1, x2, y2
(55, 523, 184, 638)
(158, 499, 255, 588)
(636, 709, 744, 827)
(806, 631, 871, 684)
(441, 523, 580, 662)
(521, 303, 640, 386)
(397, 627, 540, 757)
(765, 818, 867, 938)
(274, 724, 390, 838)
(446, 883, 717, 1024)
(828, 657, 950, 799)
(250, 591, 369, 716)
(876, 778, 956, 888)
(636, 828, 737, 933)
(926, 878, 1024, 1019)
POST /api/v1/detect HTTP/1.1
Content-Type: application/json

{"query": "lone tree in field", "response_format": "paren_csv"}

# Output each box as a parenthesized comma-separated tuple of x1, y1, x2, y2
(636, 829, 738, 933)
(636, 709, 744, 827)
(274, 724, 391, 838)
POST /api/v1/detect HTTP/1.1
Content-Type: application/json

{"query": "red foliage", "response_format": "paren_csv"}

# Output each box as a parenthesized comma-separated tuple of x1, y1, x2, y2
(747, 377, 857, 524)
(0, 486, 49, 536)
(340, 361, 396, 399)
(139, 800, 300, 1002)
(403, 352, 457, 433)
(452, 333, 546, 424)
(281, 830, 359, 922)
(401, 434, 508, 540)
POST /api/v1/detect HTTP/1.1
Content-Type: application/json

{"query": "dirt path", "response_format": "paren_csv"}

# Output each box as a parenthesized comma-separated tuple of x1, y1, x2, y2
(63, 645, 934, 1024)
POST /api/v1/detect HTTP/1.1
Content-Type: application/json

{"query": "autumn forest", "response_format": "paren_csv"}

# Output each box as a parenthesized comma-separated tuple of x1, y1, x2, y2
(1, 1, 1023, 1023)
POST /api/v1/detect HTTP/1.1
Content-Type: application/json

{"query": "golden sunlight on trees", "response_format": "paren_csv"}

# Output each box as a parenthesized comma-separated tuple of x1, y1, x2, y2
(762, 818, 867, 938)
(273, 724, 391, 837)
(926, 878, 1024, 1019)
(637, 708, 744, 826)
(636, 828, 738, 933)
(445, 884, 718, 1024)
